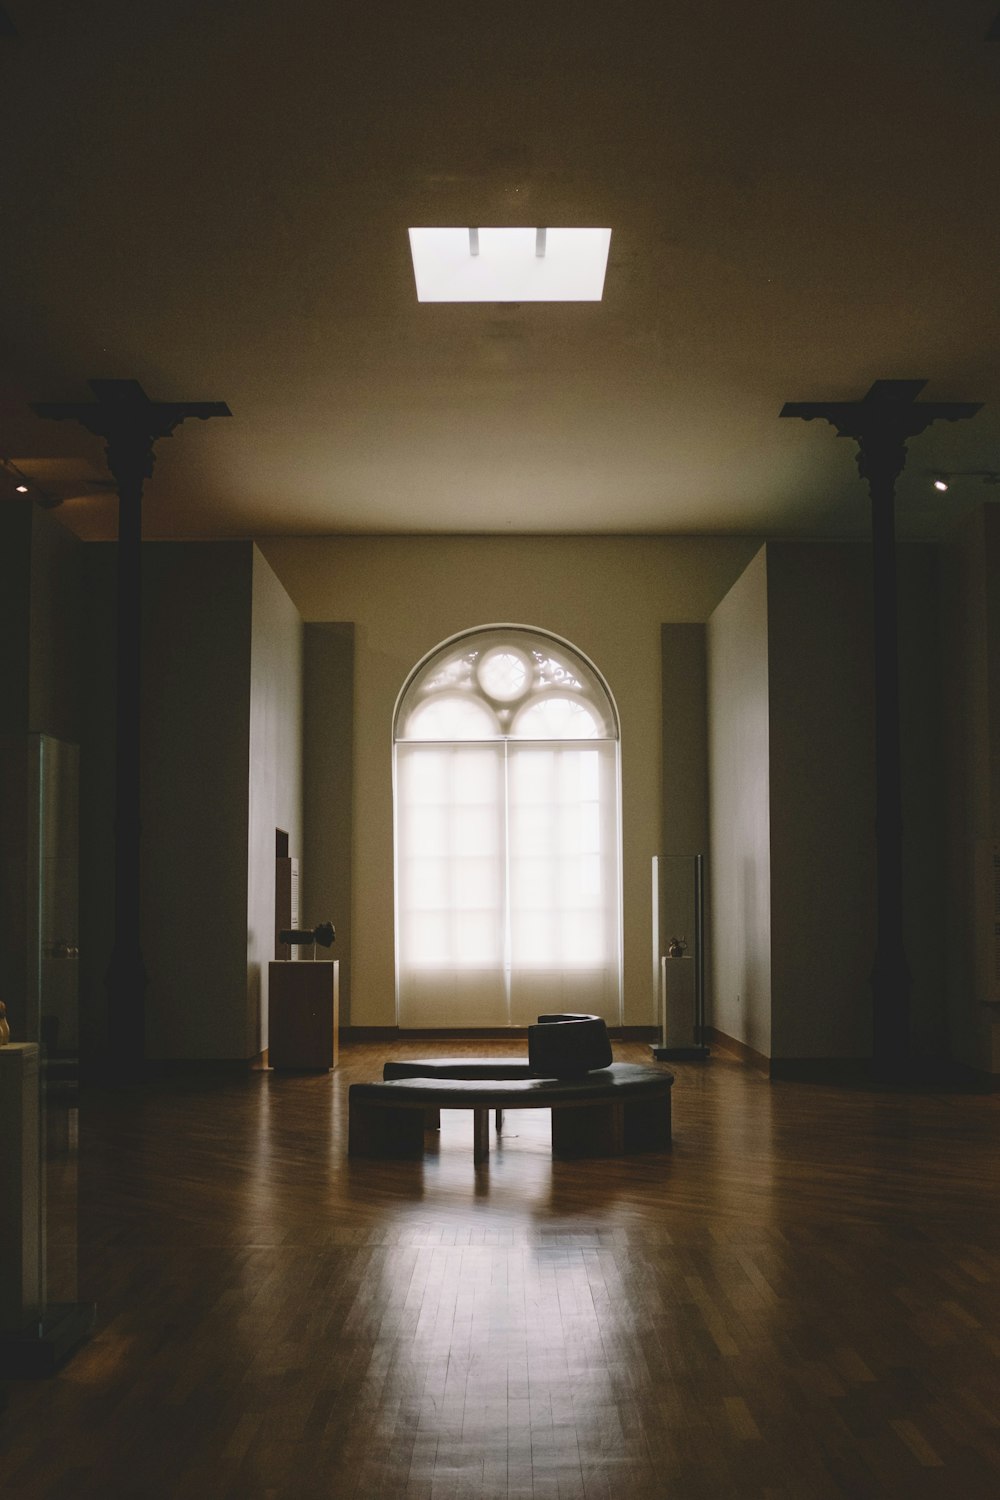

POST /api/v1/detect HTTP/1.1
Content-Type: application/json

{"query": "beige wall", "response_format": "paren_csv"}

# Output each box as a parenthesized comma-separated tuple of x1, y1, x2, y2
(708, 539, 948, 1066)
(302, 624, 355, 1021)
(28, 506, 81, 743)
(81, 541, 305, 1063)
(0, 503, 31, 735)
(660, 623, 708, 861)
(706, 546, 772, 1054)
(41, 516, 978, 1067)
(766, 542, 875, 1059)
(942, 504, 1000, 1073)
(896, 541, 949, 1057)
(0, 502, 80, 742)
(129, 543, 253, 1060)
(260, 535, 759, 1026)
(247, 548, 304, 1054)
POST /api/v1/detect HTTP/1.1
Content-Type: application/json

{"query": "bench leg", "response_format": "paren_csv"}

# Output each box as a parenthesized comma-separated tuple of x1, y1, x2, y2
(473, 1107, 490, 1164)
(551, 1101, 625, 1158)
(349, 1100, 425, 1159)
(424, 1107, 441, 1131)
(495, 1107, 503, 1135)
(622, 1092, 672, 1151)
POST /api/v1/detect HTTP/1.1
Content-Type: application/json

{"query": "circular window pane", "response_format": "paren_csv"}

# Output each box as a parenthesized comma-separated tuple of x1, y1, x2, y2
(477, 647, 531, 702)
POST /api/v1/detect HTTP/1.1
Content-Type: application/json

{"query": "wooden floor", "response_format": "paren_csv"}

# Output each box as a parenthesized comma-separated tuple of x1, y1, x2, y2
(3, 1041, 1000, 1499)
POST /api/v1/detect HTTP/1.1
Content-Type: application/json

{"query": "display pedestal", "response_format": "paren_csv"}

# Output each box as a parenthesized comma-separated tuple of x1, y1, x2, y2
(650, 1042, 710, 1062)
(0, 1303, 97, 1378)
(651, 854, 710, 1062)
(0, 1045, 40, 1334)
(268, 960, 339, 1070)
(0, 1044, 94, 1376)
(650, 955, 710, 1061)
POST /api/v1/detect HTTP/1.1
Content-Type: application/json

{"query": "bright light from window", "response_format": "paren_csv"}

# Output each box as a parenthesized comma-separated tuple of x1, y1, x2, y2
(405, 696, 499, 740)
(478, 648, 531, 701)
(408, 227, 612, 302)
(512, 696, 600, 739)
(394, 627, 623, 1026)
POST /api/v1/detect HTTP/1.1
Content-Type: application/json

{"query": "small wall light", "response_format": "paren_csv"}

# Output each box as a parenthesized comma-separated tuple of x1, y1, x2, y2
(927, 468, 1000, 492)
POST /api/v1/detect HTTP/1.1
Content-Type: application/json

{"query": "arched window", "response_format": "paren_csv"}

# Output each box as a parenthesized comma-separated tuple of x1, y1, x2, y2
(393, 626, 622, 1028)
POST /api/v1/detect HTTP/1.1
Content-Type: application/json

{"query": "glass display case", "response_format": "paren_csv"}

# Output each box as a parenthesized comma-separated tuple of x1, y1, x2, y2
(650, 853, 708, 1061)
(0, 734, 93, 1375)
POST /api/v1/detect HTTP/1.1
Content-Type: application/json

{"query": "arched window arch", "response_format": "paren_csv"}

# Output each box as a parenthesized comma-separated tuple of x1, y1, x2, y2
(393, 625, 622, 1028)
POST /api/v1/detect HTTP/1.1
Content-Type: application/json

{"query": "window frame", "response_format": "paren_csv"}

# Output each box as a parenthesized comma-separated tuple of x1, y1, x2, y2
(392, 624, 623, 1027)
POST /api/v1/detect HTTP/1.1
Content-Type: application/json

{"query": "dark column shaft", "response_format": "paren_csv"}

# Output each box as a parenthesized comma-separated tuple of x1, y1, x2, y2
(31, 381, 231, 1081)
(780, 380, 982, 1081)
(868, 476, 908, 1074)
(108, 478, 146, 1071)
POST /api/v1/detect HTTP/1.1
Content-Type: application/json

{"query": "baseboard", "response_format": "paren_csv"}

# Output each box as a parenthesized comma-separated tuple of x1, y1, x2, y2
(705, 1027, 769, 1074)
(402, 1028, 528, 1040)
(143, 1057, 264, 1077)
(344, 1027, 527, 1042)
(706, 1038, 998, 1091)
(767, 1056, 870, 1084)
(768, 1055, 996, 1090)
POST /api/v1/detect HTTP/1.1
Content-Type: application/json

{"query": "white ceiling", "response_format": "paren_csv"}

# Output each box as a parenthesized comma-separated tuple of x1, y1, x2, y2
(1, 0, 999, 540)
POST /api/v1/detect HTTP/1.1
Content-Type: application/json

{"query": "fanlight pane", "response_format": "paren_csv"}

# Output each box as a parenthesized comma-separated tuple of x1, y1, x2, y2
(404, 695, 498, 740)
(511, 696, 600, 739)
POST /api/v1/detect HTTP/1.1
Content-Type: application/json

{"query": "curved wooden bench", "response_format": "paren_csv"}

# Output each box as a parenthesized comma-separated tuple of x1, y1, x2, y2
(384, 1057, 530, 1136)
(350, 1062, 674, 1164)
(383, 1057, 531, 1080)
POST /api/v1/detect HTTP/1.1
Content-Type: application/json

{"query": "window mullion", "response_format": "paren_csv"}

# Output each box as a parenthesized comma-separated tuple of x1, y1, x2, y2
(502, 738, 512, 1026)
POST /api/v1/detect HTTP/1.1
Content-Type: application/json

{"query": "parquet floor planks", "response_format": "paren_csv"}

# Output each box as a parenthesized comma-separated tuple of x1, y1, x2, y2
(2, 1041, 1000, 1497)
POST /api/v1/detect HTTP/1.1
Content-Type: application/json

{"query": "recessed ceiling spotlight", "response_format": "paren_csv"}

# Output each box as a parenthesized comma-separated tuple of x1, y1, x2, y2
(927, 468, 1000, 492)
(408, 227, 611, 303)
(1, 457, 62, 507)
(1, 457, 34, 493)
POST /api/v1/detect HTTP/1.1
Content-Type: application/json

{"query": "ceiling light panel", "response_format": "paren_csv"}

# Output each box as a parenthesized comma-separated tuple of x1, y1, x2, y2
(408, 227, 611, 302)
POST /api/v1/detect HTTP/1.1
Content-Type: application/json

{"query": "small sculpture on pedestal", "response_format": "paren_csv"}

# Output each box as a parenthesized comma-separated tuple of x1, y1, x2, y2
(278, 921, 336, 961)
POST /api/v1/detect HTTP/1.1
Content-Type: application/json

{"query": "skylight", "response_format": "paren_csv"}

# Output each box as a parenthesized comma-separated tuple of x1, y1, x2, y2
(408, 227, 611, 303)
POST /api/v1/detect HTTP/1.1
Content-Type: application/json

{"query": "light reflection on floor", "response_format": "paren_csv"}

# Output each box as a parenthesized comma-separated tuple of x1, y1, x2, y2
(19, 1043, 998, 1500)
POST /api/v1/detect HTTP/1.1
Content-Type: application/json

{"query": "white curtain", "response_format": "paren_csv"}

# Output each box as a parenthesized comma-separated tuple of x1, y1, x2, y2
(395, 739, 621, 1028)
(395, 743, 508, 1027)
